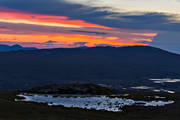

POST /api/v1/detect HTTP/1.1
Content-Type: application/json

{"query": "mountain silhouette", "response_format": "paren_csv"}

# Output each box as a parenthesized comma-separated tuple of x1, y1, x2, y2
(0, 46, 180, 91)
(0, 44, 37, 52)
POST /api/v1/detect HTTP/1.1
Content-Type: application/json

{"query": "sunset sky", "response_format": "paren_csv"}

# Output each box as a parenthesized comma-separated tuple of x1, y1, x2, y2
(0, 0, 180, 53)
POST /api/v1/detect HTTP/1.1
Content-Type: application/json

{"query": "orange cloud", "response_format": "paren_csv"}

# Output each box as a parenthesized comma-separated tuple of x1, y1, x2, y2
(0, 33, 148, 48)
(0, 8, 158, 48)
(0, 8, 111, 29)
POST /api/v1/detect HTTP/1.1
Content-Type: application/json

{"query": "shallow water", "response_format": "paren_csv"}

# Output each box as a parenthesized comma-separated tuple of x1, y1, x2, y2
(16, 94, 174, 112)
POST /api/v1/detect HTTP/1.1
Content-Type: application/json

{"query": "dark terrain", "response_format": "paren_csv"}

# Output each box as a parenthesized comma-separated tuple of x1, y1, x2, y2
(0, 46, 180, 120)
(0, 91, 179, 120)
(0, 46, 180, 91)
(28, 83, 119, 95)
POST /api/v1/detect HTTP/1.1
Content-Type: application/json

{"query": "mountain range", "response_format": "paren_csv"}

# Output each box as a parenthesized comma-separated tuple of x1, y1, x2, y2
(0, 44, 37, 52)
(0, 46, 180, 92)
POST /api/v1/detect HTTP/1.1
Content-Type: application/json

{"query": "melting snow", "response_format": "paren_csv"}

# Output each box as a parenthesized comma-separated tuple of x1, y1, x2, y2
(131, 86, 153, 90)
(15, 94, 174, 112)
(153, 89, 175, 94)
(150, 78, 180, 84)
(154, 96, 166, 99)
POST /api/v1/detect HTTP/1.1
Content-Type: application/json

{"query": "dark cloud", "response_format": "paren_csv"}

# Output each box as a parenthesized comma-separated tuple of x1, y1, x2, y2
(0, 40, 67, 48)
(44, 40, 57, 44)
(0, 26, 7, 29)
(0, 0, 180, 31)
(71, 30, 106, 35)
(71, 42, 88, 47)
(95, 44, 113, 47)
(147, 31, 180, 53)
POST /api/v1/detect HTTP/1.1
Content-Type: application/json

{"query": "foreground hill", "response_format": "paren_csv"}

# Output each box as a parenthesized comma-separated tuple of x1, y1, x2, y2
(28, 83, 118, 95)
(0, 46, 180, 91)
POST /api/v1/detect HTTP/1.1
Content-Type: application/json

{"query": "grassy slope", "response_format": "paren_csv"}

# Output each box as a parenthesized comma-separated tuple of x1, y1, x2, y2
(0, 92, 180, 120)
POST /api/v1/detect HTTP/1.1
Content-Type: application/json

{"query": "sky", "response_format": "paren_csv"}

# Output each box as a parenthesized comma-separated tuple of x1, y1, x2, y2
(0, 0, 179, 53)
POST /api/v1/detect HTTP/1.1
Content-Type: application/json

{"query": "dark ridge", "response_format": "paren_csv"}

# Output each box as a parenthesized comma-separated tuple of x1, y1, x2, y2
(0, 44, 37, 52)
(0, 46, 180, 91)
(26, 83, 119, 95)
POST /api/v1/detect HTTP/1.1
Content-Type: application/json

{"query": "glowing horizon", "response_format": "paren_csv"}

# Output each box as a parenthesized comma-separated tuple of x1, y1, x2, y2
(0, 8, 157, 48)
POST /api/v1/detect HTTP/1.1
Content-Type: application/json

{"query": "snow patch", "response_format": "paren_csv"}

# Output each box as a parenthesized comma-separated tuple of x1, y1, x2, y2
(131, 86, 153, 90)
(15, 94, 175, 112)
(154, 96, 166, 99)
(153, 89, 175, 94)
(150, 78, 180, 84)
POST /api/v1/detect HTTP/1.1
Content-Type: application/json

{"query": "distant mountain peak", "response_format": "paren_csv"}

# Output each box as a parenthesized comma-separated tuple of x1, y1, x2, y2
(0, 44, 37, 52)
(11, 44, 23, 48)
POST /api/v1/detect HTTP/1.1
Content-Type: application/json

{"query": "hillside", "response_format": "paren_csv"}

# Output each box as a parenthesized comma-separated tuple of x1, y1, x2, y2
(27, 83, 118, 95)
(0, 46, 180, 91)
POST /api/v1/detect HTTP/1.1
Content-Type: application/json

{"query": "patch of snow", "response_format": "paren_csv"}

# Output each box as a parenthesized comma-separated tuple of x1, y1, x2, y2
(110, 94, 129, 97)
(97, 84, 111, 88)
(150, 78, 180, 84)
(153, 89, 161, 92)
(153, 89, 175, 94)
(122, 88, 127, 90)
(15, 94, 175, 112)
(154, 96, 166, 99)
(123, 94, 129, 97)
(146, 96, 166, 99)
(136, 101, 174, 106)
(162, 90, 175, 94)
(131, 86, 153, 90)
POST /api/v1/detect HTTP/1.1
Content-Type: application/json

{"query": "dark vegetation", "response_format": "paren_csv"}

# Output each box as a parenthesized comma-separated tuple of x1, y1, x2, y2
(0, 46, 180, 90)
(28, 83, 119, 95)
